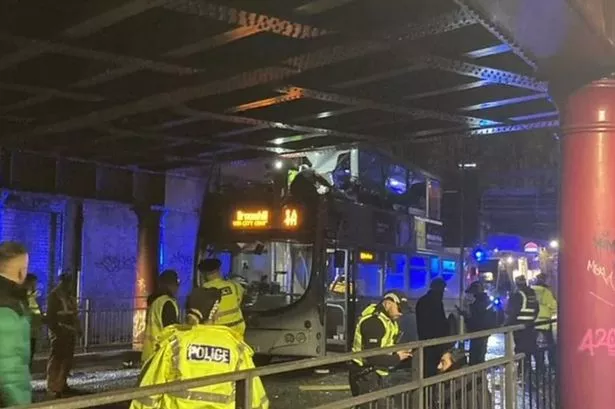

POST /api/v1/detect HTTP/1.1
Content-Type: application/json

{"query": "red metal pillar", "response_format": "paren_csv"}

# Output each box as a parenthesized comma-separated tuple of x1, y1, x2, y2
(132, 206, 161, 350)
(561, 78, 615, 408)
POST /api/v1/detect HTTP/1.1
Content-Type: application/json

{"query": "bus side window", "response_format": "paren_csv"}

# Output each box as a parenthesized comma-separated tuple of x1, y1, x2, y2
(409, 256, 428, 296)
(385, 253, 407, 291)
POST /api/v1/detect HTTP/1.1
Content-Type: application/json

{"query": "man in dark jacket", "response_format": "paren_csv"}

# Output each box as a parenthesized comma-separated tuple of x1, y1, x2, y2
(0, 242, 31, 408)
(416, 278, 450, 377)
(459, 281, 495, 365)
(46, 273, 81, 398)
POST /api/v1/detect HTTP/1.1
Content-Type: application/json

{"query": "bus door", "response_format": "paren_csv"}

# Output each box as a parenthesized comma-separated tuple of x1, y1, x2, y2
(325, 248, 349, 349)
(347, 250, 384, 347)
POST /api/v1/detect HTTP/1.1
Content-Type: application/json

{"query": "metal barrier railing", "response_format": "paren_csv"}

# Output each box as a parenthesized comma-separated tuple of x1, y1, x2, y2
(35, 300, 188, 353)
(19, 320, 557, 409)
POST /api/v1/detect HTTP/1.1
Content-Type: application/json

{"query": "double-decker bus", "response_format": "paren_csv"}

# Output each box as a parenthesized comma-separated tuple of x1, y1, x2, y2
(196, 146, 461, 359)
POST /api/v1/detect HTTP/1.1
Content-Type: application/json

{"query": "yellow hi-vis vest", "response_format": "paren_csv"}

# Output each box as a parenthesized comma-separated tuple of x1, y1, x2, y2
(203, 278, 245, 337)
(142, 295, 179, 365)
(351, 304, 400, 376)
(287, 169, 299, 189)
(532, 285, 558, 331)
(516, 288, 539, 323)
(130, 324, 269, 409)
(27, 290, 43, 338)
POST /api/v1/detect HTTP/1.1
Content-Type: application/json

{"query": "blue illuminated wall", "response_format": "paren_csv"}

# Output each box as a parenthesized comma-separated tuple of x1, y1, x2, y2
(0, 208, 61, 302)
(159, 211, 199, 297)
(81, 202, 137, 310)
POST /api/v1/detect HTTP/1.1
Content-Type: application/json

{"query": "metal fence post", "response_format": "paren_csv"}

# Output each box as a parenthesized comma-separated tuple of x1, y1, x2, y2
(412, 346, 424, 409)
(83, 298, 91, 353)
(235, 374, 253, 409)
(504, 329, 516, 409)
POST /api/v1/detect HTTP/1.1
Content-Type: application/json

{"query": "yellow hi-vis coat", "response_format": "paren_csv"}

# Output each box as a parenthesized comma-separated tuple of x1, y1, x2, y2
(142, 295, 179, 365)
(531, 285, 558, 331)
(130, 324, 269, 409)
(203, 278, 245, 337)
(27, 290, 43, 339)
(351, 304, 399, 376)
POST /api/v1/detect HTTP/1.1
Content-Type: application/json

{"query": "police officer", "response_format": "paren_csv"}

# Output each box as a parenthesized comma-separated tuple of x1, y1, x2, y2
(458, 281, 496, 365)
(130, 287, 269, 409)
(141, 270, 180, 366)
(349, 291, 413, 408)
(46, 273, 80, 398)
(506, 275, 539, 366)
(531, 273, 557, 368)
(200, 258, 246, 337)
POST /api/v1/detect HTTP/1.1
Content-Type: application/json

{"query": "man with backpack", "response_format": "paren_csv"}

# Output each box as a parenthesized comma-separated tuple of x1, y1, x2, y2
(459, 281, 496, 365)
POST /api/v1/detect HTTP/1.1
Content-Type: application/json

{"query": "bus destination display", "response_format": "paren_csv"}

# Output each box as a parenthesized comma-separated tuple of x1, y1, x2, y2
(230, 206, 301, 230)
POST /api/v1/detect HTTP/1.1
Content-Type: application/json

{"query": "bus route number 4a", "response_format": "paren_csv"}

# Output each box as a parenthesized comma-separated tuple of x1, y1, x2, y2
(283, 208, 298, 228)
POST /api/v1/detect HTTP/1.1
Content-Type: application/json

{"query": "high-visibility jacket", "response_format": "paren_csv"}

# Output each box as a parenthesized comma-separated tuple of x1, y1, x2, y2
(203, 278, 245, 337)
(142, 295, 179, 365)
(531, 285, 557, 331)
(515, 288, 539, 323)
(130, 324, 269, 409)
(27, 290, 43, 339)
(287, 169, 299, 189)
(46, 286, 79, 339)
(351, 304, 399, 376)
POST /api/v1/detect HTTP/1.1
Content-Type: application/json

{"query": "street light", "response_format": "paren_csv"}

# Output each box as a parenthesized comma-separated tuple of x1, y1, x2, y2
(274, 160, 283, 170)
(506, 256, 514, 264)
(549, 240, 559, 249)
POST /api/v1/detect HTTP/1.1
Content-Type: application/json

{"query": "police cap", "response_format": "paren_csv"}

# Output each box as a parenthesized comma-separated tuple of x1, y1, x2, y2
(187, 287, 222, 323)
(383, 290, 410, 314)
(198, 258, 222, 274)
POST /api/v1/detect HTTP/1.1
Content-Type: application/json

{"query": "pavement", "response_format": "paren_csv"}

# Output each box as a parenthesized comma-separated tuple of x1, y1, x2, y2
(30, 336, 511, 408)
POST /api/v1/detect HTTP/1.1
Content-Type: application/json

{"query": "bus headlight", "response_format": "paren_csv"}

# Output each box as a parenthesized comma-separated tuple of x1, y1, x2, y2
(296, 332, 307, 343)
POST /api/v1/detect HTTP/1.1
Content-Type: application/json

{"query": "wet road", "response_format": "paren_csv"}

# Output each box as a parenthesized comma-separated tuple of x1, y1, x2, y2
(32, 335, 508, 409)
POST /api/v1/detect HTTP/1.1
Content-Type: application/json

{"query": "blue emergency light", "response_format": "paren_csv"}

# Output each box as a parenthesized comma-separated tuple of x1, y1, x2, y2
(473, 249, 485, 262)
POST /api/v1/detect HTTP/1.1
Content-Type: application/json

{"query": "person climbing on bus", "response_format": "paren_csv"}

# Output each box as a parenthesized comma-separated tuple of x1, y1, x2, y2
(141, 270, 180, 366)
(349, 290, 413, 408)
(131, 287, 269, 409)
(200, 258, 246, 337)
(289, 159, 333, 203)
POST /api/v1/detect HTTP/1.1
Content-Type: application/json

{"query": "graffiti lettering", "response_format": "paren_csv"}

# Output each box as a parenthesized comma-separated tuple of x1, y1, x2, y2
(578, 328, 615, 356)
(168, 251, 192, 268)
(95, 255, 136, 274)
(587, 259, 615, 293)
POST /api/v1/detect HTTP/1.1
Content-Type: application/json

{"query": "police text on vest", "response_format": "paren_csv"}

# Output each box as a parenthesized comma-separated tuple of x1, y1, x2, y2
(187, 344, 231, 364)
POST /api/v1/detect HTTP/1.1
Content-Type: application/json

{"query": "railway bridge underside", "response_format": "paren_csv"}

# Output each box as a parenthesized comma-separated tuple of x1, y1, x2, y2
(1, 1, 615, 408)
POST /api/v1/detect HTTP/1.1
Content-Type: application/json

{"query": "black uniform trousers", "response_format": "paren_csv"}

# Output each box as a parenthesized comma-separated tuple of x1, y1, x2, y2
(469, 337, 489, 365)
(349, 364, 386, 409)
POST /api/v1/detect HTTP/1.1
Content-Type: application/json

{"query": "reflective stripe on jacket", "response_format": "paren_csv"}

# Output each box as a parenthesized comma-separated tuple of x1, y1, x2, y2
(516, 288, 539, 322)
(203, 278, 246, 337)
(47, 286, 79, 337)
(130, 324, 269, 409)
(351, 304, 399, 376)
(531, 285, 557, 330)
(142, 295, 179, 365)
(27, 291, 43, 337)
